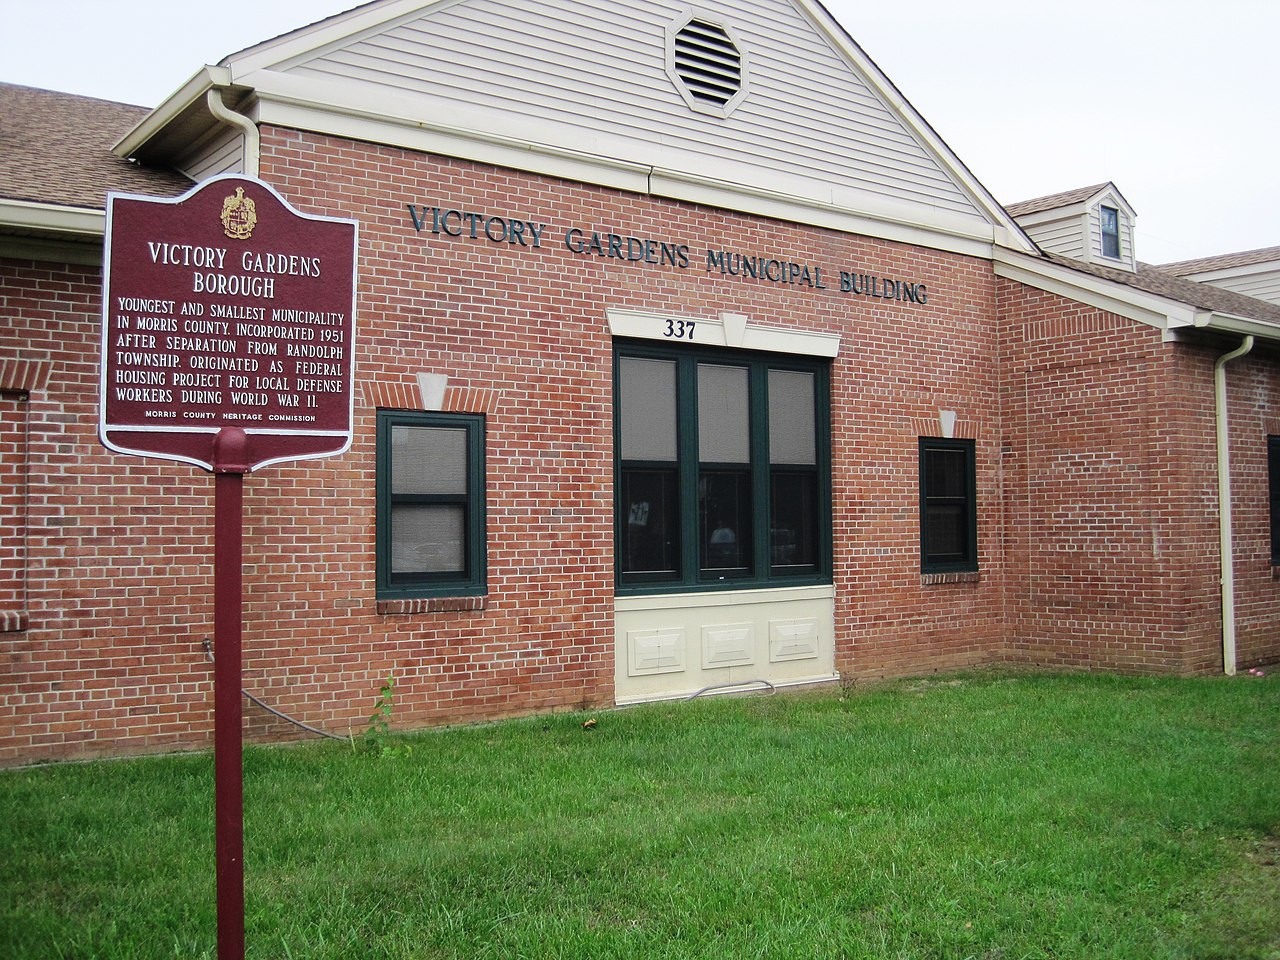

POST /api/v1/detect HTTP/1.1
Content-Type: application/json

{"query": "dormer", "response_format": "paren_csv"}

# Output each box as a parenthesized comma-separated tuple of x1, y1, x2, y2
(1006, 182, 1137, 273)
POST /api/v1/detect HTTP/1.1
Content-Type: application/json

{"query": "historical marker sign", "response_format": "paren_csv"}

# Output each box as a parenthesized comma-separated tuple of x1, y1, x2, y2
(101, 174, 358, 472)
(100, 174, 358, 960)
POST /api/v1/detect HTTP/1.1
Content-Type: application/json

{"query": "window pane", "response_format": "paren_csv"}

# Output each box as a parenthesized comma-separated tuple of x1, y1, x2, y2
(621, 469, 679, 575)
(620, 358, 677, 461)
(924, 448, 966, 498)
(391, 425, 467, 495)
(700, 470, 752, 576)
(1101, 206, 1120, 258)
(925, 503, 966, 560)
(920, 438, 975, 573)
(698, 364, 749, 464)
(769, 370, 815, 465)
(771, 472, 816, 569)
(391, 504, 465, 574)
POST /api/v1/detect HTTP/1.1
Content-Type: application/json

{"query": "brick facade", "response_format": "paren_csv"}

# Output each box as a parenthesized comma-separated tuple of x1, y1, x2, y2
(2, 125, 1277, 764)
(997, 279, 1280, 673)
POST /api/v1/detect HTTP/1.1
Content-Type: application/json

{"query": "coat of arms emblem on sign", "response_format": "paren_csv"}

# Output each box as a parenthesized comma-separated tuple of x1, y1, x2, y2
(220, 187, 257, 240)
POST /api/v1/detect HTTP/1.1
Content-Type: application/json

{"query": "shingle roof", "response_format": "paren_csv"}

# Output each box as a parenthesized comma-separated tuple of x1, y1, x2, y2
(1005, 184, 1110, 218)
(1159, 246, 1280, 276)
(0, 83, 190, 211)
(1040, 251, 1280, 326)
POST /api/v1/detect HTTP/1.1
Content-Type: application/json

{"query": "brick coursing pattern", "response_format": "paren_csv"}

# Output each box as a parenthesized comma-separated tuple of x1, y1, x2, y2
(2, 126, 1278, 763)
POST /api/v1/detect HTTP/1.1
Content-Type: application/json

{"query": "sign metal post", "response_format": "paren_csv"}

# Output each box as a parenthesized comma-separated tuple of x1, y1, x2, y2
(214, 461, 245, 958)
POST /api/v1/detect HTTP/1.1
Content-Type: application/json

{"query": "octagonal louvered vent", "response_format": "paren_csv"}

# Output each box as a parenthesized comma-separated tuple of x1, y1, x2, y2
(671, 18, 743, 111)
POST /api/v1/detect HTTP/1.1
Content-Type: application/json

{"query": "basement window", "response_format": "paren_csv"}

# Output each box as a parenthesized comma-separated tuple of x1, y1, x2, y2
(667, 15, 747, 116)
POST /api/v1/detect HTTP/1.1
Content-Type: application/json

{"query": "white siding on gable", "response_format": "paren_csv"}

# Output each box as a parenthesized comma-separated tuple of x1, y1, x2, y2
(1021, 216, 1087, 262)
(266, 0, 986, 223)
(179, 125, 245, 182)
(1190, 269, 1280, 307)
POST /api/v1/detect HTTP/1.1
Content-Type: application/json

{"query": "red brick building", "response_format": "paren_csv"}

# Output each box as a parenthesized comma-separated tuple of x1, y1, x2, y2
(3, 0, 1278, 763)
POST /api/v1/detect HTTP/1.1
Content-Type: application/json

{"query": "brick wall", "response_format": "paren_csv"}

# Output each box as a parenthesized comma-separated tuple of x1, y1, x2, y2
(0, 128, 1013, 761)
(997, 277, 1280, 673)
(1, 258, 217, 761)
(1216, 347, 1280, 669)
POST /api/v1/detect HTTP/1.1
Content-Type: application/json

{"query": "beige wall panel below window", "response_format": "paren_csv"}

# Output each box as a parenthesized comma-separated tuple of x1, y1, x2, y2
(615, 586, 836, 703)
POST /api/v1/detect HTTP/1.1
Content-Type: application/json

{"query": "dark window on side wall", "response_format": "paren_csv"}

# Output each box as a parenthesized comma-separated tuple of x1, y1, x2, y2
(376, 410, 486, 598)
(1269, 436, 1280, 565)
(1100, 206, 1121, 259)
(615, 343, 831, 593)
(919, 437, 977, 573)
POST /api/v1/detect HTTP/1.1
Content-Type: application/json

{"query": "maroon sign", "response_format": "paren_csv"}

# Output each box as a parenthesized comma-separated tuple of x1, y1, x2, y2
(100, 175, 358, 472)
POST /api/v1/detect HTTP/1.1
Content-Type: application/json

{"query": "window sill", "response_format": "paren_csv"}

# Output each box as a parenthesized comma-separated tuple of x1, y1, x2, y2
(377, 596, 487, 616)
(920, 571, 980, 585)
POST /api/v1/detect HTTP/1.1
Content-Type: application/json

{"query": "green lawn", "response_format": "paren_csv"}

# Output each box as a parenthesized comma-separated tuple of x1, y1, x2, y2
(2, 670, 1277, 959)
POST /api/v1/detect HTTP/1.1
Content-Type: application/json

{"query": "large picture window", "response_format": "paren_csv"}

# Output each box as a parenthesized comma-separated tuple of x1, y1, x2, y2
(376, 410, 486, 598)
(919, 437, 977, 574)
(615, 343, 830, 593)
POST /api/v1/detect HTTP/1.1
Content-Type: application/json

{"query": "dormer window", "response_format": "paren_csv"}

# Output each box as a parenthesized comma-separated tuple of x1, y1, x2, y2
(1100, 206, 1120, 259)
(1005, 182, 1137, 274)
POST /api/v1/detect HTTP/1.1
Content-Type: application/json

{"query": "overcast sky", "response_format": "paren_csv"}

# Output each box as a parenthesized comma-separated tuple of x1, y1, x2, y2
(3, 0, 1275, 265)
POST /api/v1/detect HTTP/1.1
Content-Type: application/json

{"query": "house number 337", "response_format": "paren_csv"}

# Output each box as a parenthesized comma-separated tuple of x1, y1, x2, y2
(663, 319, 696, 341)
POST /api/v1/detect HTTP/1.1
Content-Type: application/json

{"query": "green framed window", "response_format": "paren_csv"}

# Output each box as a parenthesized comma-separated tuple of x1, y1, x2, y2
(919, 437, 977, 574)
(376, 410, 486, 598)
(614, 342, 831, 594)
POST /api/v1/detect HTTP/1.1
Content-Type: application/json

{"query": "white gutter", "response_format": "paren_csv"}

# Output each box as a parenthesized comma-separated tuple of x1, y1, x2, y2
(1215, 335, 1254, 676)
(0, 198, 104, 238)
(205, 89, 260, 178)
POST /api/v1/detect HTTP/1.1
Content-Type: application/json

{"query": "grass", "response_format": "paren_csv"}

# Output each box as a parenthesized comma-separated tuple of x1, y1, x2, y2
(2, 669, 1277, 959)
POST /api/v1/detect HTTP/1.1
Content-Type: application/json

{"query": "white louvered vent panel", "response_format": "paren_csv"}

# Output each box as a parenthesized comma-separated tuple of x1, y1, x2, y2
(674, 19, 741, 106)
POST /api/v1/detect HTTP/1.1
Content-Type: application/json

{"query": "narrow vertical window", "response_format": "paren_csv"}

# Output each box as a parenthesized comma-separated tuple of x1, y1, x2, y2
(698, 363, 752, 579)
(1269, 436, 1280, 565)
(619, 358, 680, 581)
(0, 393, 27, 629)
(1100, 205, 1121, 260)
(377, 410, 486, 597)
(919, 437, 977, 573)
(768, 369, 819, 575)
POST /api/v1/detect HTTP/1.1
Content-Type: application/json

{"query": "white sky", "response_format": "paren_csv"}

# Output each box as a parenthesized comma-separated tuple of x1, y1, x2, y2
(3, 0, 1275, 265)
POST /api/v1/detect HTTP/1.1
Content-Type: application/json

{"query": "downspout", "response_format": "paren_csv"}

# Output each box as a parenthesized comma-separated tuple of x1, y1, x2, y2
(1214, 335, 1254, 676)
(206, 89, 260, 179)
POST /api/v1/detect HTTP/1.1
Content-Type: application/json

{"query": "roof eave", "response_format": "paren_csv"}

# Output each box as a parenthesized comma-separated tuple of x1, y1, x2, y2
(0, 197, 105, 238)
(796, 0, 1036, 256)
(993, 247, 1192, 330)
(112, 65, 243, 163)
(1173, 310, 1280, 343)
(995, 247, 1280, 343)
(0, 198, 106, 264)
